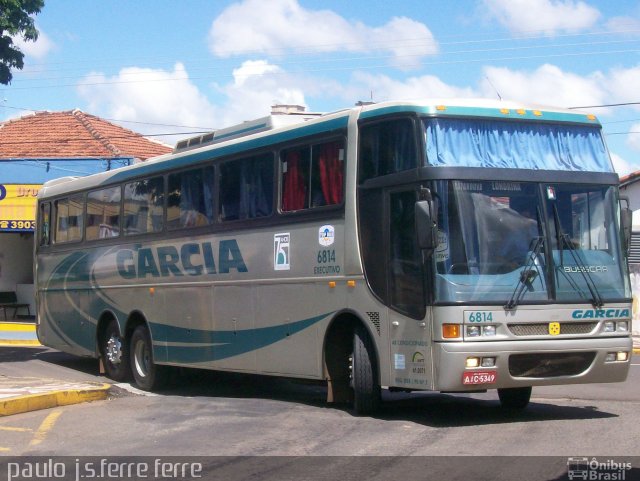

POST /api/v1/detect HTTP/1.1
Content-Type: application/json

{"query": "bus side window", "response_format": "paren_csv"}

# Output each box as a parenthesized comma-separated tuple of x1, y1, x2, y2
(86, 186, 121, 240)
(54, 195, 84, 243)
(311, 140, 344, 207)
(281, 147, 310, 212)
(359, 119, 417, 183)
(39, 202, 51, 246)
(220, 153, 274, 221)
(281, 139, 344, 212)
(168, 168, 213, 229)
(124, 177, 165, 236)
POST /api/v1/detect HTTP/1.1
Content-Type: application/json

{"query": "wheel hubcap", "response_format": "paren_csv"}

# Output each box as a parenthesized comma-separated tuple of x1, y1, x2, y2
(106, 335, 122, 365)
(134, 340, 150, 378)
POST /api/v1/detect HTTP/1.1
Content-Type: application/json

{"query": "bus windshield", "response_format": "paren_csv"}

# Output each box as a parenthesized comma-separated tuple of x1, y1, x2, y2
(434, 180, 630, 304)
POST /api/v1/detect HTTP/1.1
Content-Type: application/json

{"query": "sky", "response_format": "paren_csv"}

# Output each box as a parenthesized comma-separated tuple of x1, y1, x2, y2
(3, 0, 640, 175)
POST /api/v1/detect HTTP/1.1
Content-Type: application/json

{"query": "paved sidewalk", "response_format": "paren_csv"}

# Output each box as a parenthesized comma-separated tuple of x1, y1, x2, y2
(0, 375, 110, 416)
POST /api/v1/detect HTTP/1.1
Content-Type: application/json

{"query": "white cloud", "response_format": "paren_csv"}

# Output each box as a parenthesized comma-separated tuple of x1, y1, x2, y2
(11, 27, 54, 59)
(625, 122, 640, 152)
(208, 0, 437, 69)
(77, 63, 219, 142)
(480, 64, 605, 108)
(337, 71, 477, 104)
(603, 65, 640, 105)
(213, 60, 307, 126)
(610, 152, 636, 176)
(481, 0, 600, 35)
(76, 60, 311, 143)
(605, 16, 640, 33)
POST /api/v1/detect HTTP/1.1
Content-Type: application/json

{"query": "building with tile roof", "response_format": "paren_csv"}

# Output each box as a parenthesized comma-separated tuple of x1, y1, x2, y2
(0, 109, 172, 308)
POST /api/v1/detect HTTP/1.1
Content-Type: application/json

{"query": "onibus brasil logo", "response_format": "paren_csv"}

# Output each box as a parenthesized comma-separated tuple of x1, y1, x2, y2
(567, 457, 632, 480)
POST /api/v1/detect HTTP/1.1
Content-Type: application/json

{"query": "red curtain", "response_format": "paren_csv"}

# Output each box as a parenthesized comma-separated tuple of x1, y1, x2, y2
(282, 151, 306, 211)
(319, 141, 343, 205)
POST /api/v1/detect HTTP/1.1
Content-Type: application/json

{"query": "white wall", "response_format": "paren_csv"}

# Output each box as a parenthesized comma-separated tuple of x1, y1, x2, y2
(620, 180, 640, 334)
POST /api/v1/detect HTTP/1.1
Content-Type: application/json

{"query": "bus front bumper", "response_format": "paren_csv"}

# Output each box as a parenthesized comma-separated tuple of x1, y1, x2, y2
(432, 336, 632, 392)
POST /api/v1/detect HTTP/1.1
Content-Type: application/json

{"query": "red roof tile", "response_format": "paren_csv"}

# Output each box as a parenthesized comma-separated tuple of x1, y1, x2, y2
(0, 110, 172, 161)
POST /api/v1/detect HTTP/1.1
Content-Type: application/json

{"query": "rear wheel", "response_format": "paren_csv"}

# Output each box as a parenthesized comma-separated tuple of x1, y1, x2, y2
(352, 324, 381, 415)
(100, 319, 130, 382)
(130, 324, 168, 391)
(498, 387, 532, 409)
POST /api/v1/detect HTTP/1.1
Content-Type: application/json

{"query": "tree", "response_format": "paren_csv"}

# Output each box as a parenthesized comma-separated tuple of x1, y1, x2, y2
(0, 0, 44, 85)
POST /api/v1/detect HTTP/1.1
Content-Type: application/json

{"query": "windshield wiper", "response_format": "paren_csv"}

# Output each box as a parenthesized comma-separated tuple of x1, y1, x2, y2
(505, 236, 545, 310)
(552, 205, 604, 308)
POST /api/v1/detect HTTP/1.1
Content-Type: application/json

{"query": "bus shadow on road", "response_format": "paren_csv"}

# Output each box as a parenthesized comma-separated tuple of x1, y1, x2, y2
(372, 391, 616, 427)
(137, 367, 617, 427)
(24, 350, 619, 427)
(0, 345, 49, 363)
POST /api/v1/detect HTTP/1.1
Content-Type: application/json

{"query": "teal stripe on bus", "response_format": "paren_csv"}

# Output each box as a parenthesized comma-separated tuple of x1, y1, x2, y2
(150, 311, 332, 363)
(359, 104, 601, 125)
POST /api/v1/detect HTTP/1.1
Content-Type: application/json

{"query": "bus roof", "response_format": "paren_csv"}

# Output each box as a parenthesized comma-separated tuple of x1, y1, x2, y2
(38, 98, 602, 199)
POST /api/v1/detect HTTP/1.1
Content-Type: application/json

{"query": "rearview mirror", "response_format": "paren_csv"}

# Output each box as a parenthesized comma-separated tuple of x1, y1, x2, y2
(415, 200, 438, 252)
(620, 196, 632, 255)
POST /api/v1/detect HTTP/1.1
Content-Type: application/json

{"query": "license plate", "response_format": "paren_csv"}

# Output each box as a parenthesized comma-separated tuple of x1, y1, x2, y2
(462, 370, 497, 385)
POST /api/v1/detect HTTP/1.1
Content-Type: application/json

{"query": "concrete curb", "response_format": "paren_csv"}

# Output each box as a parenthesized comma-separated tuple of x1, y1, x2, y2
(0, 383, 111, 417)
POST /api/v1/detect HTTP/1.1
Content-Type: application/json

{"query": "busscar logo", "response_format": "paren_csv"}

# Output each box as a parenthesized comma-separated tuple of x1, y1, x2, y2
(274, 233, 290, 271)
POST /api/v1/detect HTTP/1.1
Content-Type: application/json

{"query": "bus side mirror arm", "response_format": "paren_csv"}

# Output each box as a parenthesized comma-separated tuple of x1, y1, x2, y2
(415, 200, 438, 253)
(620, 196, 632, 255)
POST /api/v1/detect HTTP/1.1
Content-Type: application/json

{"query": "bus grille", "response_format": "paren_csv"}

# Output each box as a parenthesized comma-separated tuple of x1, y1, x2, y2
(507, 322, 597, 336)
(509, 352, 596, 378)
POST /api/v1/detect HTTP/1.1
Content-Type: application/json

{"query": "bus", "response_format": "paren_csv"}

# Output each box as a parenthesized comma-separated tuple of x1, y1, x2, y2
(35, 99, 633, 415)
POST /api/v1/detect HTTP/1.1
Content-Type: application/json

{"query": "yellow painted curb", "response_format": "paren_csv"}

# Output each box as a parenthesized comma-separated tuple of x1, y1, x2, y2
(0, 384, 111, 416)
(0, 340, 41, 347)
(0, 323, 36, 332)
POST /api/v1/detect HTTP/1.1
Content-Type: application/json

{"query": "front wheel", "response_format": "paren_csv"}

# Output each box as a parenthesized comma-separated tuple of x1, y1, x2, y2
(100, 319, 130, 382)
(498, 387, 532, 409)
(352, 325, 381, 415)
(130, 324, 168, 391)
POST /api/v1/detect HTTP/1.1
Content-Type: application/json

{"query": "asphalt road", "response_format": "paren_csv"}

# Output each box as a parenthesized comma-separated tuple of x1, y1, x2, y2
(0, 346, 638, 480)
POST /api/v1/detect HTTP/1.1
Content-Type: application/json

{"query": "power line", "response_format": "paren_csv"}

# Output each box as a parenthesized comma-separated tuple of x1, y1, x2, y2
(0, 104, 216, 131)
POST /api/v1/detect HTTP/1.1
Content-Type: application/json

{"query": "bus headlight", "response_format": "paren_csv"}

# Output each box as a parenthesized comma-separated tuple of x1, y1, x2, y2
(466, 357, 480, 368)
(482, 325, 496, 336)
(603, 321, 615, 332)
(616, 321, 629, 332)
(466, 326, 481, 337)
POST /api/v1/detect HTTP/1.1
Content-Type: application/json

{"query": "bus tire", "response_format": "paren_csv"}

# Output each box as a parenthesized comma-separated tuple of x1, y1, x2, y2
(498, 386, 532, 409)
(130, 324, 167, 391)
(352, 324, 381, 415)
(100, 319, 130, 382)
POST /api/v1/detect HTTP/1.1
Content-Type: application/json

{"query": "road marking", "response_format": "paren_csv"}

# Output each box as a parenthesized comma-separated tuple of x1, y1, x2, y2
(29, 410, 62, 447)
(0, 426, 31, 432)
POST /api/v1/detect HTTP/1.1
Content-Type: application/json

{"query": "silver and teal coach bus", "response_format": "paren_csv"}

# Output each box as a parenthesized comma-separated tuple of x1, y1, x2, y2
(35, 99, 633, 414)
